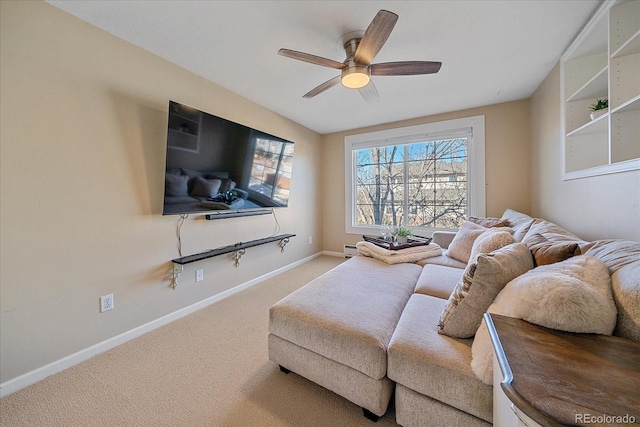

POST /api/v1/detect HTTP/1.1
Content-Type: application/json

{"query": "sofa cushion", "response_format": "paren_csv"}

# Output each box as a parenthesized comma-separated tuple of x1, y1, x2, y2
(269, 255, 421, 380)
(388, 294, 492, 423)
(471, 255, 618, 384)
(581, 239, 640, 273)
(395, 385, 492, 427)
(468, 216, 509, 228)
(431, 231, 458, 249)
(419, 253, 467, 269)
(438, 243, 534, 338)
(469, 229, 515, 262)
(501, 208, 535, 242)
(581, 239, 640, 342)
(414, 264, 463, 299)
(523, 219, 585, 244)
(446, 221, 488, 263)
(524, 233, 580, 266)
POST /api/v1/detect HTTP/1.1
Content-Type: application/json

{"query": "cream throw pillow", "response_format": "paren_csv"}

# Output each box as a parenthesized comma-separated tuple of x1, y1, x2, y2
(446, 221, 488, 263)
(471, 255, 616, 385)
(438, 243, 533, 338)
(469, 229, 515, 262)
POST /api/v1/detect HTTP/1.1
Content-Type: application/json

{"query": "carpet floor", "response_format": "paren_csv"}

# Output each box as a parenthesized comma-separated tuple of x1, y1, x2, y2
(0, 255, 399, 426)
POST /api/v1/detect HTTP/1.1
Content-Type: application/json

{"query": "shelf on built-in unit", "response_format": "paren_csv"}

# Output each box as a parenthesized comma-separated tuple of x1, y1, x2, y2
(611, 94, 640, 114)
(566, 65, 608, 102)
(566, 112, 608, 137)
(611, 29, 640, 58)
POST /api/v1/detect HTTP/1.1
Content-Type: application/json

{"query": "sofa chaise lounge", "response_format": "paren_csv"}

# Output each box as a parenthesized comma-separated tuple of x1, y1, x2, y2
(268, 209, 640, 426)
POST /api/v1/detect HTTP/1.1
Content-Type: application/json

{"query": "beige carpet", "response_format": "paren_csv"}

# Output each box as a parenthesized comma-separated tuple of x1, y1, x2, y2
(0, 255, 399, 426)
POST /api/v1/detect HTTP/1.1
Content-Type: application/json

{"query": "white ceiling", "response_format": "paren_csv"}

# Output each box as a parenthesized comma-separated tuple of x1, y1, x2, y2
(47, 0, 601, 134)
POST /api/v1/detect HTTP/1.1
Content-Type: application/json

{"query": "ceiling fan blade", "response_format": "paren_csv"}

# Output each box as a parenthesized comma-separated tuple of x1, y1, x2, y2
(370, 61, 442, 76)
(358, 80, 380, 103)
(278, 49, 344, 69)
(303, 76, 341, 98)
(354, 10, 398, 65)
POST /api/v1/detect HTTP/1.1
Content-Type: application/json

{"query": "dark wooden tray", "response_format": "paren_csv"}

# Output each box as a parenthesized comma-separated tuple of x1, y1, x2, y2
(362, 235, 432, 250)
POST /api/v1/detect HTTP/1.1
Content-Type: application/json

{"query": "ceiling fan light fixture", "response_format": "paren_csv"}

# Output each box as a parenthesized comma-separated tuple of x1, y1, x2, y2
(341, 63, 370, 89)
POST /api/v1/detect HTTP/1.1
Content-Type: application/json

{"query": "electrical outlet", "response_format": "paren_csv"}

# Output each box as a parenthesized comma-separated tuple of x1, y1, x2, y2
(308, 236, 313, 244)
(196, 269, 204, 282)
(100, 294, 114, 313)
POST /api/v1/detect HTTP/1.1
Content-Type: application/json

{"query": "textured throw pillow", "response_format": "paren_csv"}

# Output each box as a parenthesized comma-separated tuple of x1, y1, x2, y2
(469, 229, 515, 262)
(522, 220, 585, 244)
(471, 255, 616, 385)
(501, 209, 535, 242)
(446, 221, 488, 263)
(165, 173, 189, 196)
(190, 176, 222, 198)
(469, 216, 509, 228)
(438, 243, 534, 338)
(581, 239, 640, 273)
(524, 233, 580, 267)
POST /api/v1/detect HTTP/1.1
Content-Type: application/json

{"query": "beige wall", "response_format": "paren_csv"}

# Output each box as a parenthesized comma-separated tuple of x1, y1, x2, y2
(530, 64, 640, 241)
(321, 100, 532, 253)
(0, 1, 322, 383)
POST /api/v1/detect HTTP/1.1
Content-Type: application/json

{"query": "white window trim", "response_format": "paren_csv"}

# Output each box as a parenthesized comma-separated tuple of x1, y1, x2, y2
(344, 115, 485, 236)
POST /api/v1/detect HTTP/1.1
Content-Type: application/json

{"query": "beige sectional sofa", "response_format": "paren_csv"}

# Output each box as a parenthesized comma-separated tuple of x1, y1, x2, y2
(268, 209, 640, 426)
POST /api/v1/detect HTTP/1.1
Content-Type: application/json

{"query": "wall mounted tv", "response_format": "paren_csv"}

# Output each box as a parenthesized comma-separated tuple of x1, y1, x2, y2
(162, 101, 294, 216)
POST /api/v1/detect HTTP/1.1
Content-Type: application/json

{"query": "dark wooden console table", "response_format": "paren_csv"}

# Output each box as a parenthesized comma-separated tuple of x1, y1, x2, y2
(486, 313, 640, 426)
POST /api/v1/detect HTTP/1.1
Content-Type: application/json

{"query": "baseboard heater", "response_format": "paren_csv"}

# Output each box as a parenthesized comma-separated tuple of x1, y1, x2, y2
(344, 244, 358, 258)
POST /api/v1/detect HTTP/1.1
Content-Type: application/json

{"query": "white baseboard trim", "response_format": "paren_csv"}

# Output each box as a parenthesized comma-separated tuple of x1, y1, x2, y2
(0, 252, 322, 398)
(322, 250, 345, 257)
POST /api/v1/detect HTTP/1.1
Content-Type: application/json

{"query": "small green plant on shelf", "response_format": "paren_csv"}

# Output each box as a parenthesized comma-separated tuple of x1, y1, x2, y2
(590, 98, 608, 111)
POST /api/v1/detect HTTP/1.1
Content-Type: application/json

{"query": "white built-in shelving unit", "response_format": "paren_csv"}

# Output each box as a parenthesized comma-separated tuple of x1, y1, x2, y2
(561, 0, 640, 179)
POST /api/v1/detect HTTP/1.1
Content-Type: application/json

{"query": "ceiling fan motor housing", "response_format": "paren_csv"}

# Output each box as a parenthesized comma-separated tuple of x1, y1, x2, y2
(341, 39, 370, 88)
(341, 60, 370, 88)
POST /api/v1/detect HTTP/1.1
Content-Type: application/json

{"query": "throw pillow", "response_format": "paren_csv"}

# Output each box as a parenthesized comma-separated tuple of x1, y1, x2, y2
(500, 208, 535, 242)
(522, 220, 584, 244)
(581, 239, 640, 273)
(446, 221, 488, 263)
(469, 216, 509, 228)
(469, 229, 515, 262)
(471, 255, 616, 385)
(190, 176, 222, 198)
(165, 173, 189, 196)
(438, 243, 534, 338)
(524, 233, 580, 267)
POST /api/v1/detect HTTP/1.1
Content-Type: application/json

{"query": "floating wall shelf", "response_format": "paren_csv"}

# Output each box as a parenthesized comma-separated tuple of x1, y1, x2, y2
(171, 234, 295, 289)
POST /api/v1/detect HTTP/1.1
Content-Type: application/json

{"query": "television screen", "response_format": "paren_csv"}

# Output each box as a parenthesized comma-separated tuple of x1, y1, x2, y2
(162, 101, 294, 215)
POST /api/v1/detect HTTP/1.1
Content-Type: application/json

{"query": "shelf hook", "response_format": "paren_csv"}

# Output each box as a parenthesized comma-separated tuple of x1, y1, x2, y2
(279, 237, 290, 253)
(172, 263, 183, 290)
(233, 248, 246, 267)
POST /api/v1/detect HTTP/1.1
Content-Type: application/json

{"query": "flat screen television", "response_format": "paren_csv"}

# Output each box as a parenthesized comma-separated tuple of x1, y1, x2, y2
(162, 101, 294, 216)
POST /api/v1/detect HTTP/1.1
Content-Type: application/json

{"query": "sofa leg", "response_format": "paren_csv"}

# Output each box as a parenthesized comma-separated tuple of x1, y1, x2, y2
(362, 408, 380, 422)
(279, 365, 291, 374)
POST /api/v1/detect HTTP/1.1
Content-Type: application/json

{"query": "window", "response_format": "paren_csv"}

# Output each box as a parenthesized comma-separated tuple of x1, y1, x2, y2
(345, 116, 485, 235)
(249, 132, 293, 206)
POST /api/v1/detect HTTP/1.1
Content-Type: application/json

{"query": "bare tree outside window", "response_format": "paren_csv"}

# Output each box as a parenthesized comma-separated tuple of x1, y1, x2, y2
(355, 138, 468, 229)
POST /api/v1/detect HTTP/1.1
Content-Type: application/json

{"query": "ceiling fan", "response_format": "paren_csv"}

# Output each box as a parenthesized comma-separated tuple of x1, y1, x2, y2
(278, 9, 442, 102)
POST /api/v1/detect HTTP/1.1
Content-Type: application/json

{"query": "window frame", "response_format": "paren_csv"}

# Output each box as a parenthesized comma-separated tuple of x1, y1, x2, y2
(344, 115, 485, 235)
